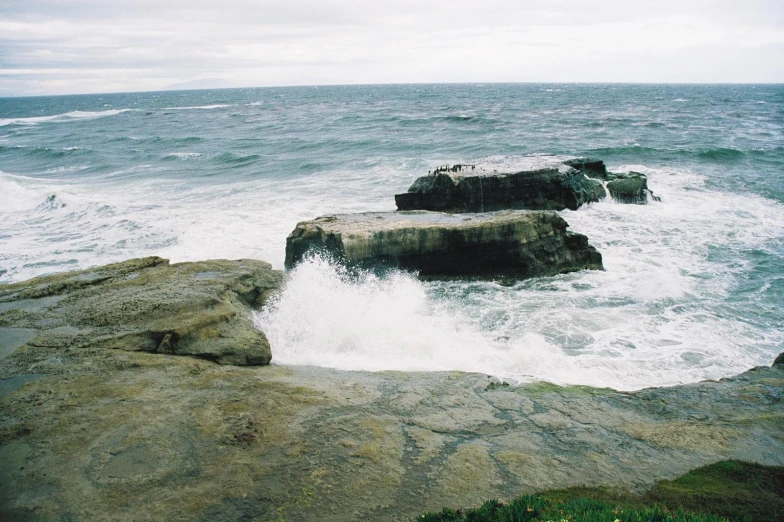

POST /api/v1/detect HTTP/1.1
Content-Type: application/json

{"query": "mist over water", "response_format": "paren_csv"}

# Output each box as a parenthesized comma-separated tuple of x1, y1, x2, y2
(1, 84, 783, 389)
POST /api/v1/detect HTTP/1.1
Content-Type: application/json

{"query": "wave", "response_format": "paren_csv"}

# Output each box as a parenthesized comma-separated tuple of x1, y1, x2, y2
(0, 171, 63, 213)
(162, 152, 203, 161)
(256, 167, 784, 390)
(696, 147, 746, 162)
(585, 146, 753, 165)
(212, 152, 261, 166)
(0, 109, 132, 127)
(0, 144, 93, 159)
(160, 104, 232, 111)
(443, 115, 476, 122)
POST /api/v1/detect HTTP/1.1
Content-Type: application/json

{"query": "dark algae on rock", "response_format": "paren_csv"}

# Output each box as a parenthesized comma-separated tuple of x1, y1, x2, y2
(0, 257, 285, 366)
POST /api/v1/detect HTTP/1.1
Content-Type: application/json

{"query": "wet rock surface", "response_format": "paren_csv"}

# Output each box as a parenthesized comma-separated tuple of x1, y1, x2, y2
(395, 157, 607, 212)
(0, 257, 285, 366)
(607, 171, 658, 204)
(0, 341, 782, 522)
(285, 210, 603, 279)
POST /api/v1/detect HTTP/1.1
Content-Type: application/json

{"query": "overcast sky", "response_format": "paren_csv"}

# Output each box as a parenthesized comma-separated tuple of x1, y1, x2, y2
(1, 0, 783, 96)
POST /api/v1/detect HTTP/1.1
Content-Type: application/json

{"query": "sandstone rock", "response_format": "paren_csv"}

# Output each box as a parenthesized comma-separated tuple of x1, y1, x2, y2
(395, 157, 606, 212)
(0, 257, 285, 366)
(285, 210, 603, 279)
(0, 345, 782, 521)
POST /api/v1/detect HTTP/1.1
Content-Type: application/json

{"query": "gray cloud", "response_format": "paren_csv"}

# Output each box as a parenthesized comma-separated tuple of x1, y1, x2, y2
(1, 0, 783, 95)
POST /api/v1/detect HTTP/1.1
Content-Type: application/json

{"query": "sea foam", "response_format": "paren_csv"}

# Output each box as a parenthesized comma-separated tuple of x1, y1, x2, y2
(0, 109, 132, 127)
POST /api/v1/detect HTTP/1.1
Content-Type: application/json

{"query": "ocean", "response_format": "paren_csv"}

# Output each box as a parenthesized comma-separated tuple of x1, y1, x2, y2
(1, 83, 782, 390)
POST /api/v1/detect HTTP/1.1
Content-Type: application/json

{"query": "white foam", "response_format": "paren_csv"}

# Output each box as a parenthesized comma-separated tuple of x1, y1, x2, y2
(164, 152, 202, 160)
(0, 171, 68, 213)
(0, 109, 132, 127)
(254, 164, 784, 390)
(160, 104, 232, 111)
(2, 160, 782, 389)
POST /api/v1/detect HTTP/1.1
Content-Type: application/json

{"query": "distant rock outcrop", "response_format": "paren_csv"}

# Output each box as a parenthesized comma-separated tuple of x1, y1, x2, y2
(563, 157, 609, 180)
(395, 157, 607, 213)
(606, 171, 660, 204)
(285, 210, 603, 279)
(0, 257, 284, 366)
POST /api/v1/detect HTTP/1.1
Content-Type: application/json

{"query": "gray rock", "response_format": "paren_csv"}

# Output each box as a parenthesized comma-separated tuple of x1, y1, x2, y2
(773, 352, 784, 366)
(285, 210, 604, 279)
(607, 171, 660, 204)
(563, 157, 609, 180)
(395, 157, 606, 212)
(0, 257, 285, 366)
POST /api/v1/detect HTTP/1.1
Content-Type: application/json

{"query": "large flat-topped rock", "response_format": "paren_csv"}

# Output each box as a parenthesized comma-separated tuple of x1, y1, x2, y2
(395, 156, 607, 212)
(0, 257, 285, 366)
(285, 210, 603, 279)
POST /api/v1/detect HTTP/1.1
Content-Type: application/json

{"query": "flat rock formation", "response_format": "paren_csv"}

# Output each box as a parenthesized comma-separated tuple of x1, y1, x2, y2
(395, 157, 607, 212)
(0, 333, 782, 521)
(285, 210, 603, 279)
(0, 257, 285, 366)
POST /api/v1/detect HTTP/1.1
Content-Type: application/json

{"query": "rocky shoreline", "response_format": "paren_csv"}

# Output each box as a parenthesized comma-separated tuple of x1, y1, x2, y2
(1, 320, 782, 521)
(0, 256, 782, 521)
(3, 156, 778, 522)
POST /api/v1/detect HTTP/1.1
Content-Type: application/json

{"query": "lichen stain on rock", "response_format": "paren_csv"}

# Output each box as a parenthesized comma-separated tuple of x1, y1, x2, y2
(433, 443, 502, 508)
(620, 422, 737, 451)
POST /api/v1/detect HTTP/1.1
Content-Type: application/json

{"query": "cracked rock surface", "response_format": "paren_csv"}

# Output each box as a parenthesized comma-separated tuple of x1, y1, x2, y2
(1, 339, 782, 521)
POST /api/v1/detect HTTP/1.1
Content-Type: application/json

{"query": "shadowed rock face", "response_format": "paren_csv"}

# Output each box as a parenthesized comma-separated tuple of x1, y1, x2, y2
(563, 157, 609, 180)
(0, 257, 285, 366)
(395, 158, 607, 212)
(285, 210, 603, 279)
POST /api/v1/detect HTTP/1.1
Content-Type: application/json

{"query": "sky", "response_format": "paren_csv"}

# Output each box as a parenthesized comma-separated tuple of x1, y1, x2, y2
(1, 0, 783, 96)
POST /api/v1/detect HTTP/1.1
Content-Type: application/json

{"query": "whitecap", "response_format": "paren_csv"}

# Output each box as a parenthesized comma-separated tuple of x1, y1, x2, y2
(160, 104, 232, 111)
(0, 109, 132, 127)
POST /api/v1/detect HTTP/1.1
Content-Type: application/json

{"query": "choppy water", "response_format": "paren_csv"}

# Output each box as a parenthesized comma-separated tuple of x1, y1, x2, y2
(1, 84, 783, 389)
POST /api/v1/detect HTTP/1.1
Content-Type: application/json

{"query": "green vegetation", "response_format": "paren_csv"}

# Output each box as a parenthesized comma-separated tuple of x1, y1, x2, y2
(418, 461, 784, 522)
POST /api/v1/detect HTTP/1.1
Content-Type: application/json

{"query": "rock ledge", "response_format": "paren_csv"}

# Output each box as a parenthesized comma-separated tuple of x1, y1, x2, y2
(0, 257, 285, 366)
(285, 210, 603, 279)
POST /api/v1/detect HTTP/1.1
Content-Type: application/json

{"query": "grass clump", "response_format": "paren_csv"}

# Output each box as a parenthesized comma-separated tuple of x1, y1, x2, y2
(417, 460, 784, 522)
(647, 460, 784, 522)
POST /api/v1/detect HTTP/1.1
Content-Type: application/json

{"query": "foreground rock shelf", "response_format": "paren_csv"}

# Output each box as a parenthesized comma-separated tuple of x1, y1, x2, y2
(0, 257, 284, 366)
(1, 339, 782, 521)
(395, 157, 607, 212)
(286, 210, 603, 279)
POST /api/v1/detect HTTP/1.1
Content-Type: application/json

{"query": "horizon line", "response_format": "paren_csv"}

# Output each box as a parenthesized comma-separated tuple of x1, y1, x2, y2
(2, 80, 782, 100)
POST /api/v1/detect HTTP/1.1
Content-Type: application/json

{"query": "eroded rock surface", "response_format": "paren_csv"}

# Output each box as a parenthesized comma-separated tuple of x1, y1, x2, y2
(395, 157, 607, 212)
(285, 210, 603, 279)
(0, 257, 285, 366)
(607, 171, 658, 204)
(0, 341, 782, 522)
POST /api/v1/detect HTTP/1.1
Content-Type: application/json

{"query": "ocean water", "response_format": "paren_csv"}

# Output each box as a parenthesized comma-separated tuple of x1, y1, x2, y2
(1, 84, 783, 390)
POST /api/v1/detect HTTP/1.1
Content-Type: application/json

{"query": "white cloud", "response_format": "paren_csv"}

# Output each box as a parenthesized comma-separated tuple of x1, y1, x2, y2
(1, 0, 783, 95)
